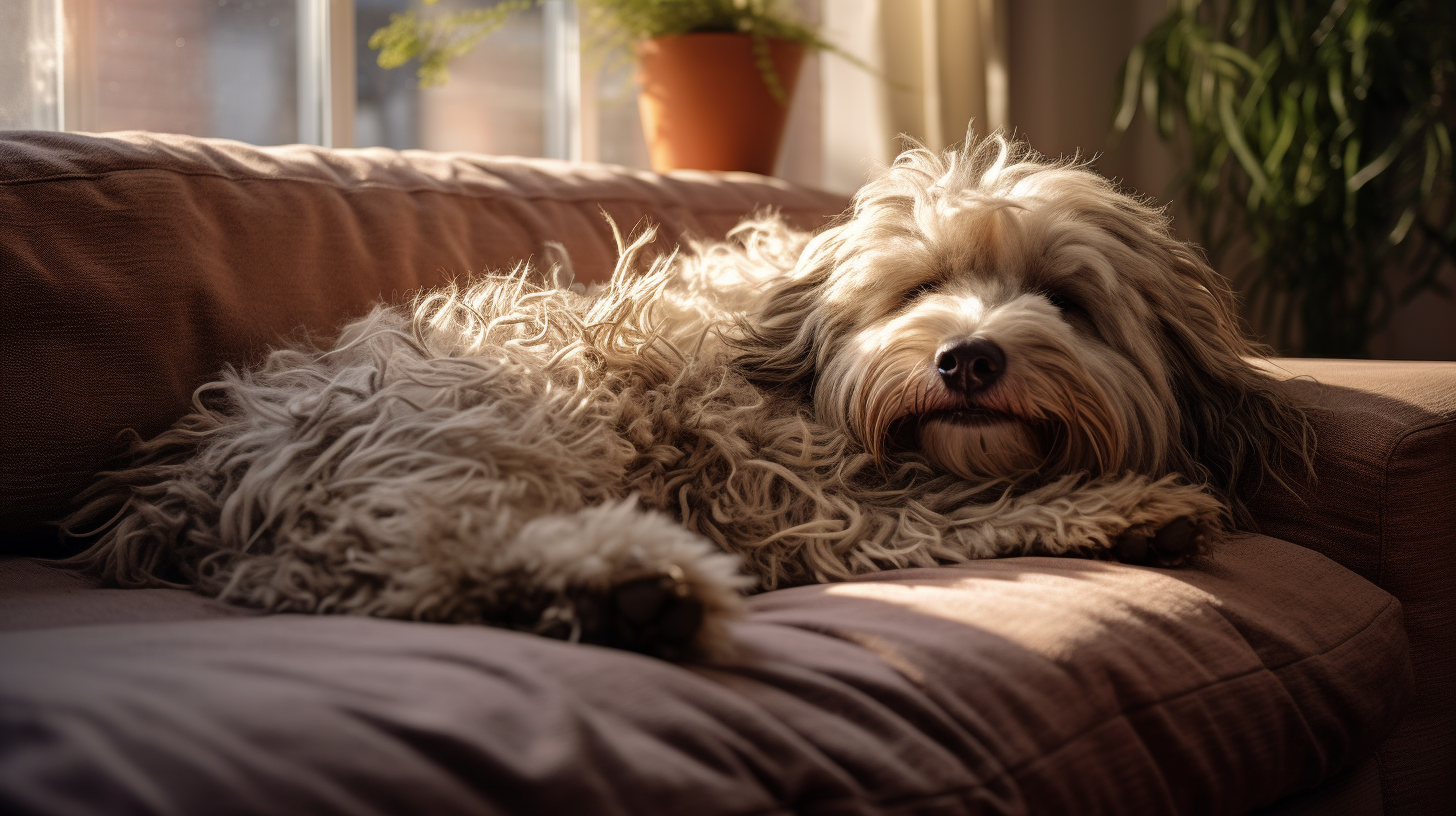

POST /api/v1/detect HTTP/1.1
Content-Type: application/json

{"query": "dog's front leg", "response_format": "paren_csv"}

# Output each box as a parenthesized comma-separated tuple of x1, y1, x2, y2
(938, 473, 1225, 566)
(201, 497, 749, 661)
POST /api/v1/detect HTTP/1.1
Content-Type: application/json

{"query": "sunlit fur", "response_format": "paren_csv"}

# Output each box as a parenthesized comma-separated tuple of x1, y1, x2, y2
(737, 134, 1312, 509)
(66, 133, 1312, 659)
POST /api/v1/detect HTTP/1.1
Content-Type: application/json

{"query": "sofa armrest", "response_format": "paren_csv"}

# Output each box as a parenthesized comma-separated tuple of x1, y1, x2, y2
(1248, 359, 1456, 581)
(1247, 358, 1455, 813)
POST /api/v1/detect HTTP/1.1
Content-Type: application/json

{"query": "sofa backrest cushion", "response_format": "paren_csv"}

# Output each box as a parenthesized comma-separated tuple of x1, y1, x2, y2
(0, 131, 849, 550)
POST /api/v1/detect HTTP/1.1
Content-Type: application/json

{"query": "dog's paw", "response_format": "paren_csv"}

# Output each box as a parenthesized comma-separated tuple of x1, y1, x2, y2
(1112, 516, 1213, 567)
(509, 501, 751, 660)
(585, 568, 706, 657)
(553, 567, 726, 661)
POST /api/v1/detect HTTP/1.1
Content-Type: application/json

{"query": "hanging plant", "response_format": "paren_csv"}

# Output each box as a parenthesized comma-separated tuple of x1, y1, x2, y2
(1114, 0, 1455, 356)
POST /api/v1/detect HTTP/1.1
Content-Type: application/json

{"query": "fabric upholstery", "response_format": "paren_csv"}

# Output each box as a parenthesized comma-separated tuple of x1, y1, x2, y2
(1247, 359, 1456, 816)
(0, 557, 256, 632)
(1250, 758, 1383, 816)
(0, 130, 849, 548)
(0, 130, 1435, 815)
(0, 534, 1410, 816)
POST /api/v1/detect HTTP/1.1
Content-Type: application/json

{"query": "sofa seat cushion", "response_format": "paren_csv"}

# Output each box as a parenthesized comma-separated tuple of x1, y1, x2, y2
(0, 534, 1410, 816)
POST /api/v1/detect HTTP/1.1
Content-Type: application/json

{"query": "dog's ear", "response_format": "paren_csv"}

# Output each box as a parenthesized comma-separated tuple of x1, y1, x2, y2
(1156, 245, 1314, 524)
(730, 233, 839, 389)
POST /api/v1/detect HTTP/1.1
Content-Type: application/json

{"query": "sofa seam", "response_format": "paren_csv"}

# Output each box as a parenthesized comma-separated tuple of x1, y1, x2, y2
(1375, 416, 1456, 587)
(736, 782, 1014, 816)
(1004, 593, 1402, 778)
(1373, 415, 1455, 816)
(762, 592, 1400, 813)
(1374, 743, 1390, 816)
(0, 168, 838, 214)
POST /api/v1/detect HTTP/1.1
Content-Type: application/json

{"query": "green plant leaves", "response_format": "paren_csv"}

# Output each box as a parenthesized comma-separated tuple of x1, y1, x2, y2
(367, 0, 532, 88)
(1113, 0, 1455, 356)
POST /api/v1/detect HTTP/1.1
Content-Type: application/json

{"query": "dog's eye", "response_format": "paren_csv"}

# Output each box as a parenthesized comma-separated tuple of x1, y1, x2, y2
(1044, 291, 1082, 316)
(903, 281, 937, 304)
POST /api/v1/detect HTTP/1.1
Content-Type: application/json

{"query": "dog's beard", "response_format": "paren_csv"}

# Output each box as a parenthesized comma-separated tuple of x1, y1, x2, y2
(738, 132, 1304, 507)
(915, 416, 1043, 481)
(820, 291, 1150, 482)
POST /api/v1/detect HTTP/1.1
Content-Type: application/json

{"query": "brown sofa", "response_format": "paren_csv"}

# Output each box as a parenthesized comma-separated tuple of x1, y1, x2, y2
(0, 131, 1451, 815)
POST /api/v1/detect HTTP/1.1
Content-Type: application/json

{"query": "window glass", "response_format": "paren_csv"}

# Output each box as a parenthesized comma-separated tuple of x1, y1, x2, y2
(0, 1, 62, 130)
(0, 0, 657, 171)
(587, 53, 649, 170)
(89, 0, 302, 143)
(354, 0, 545, 156)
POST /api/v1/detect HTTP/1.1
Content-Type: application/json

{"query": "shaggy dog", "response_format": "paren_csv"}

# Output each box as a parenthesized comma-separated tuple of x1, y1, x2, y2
(66, 134, 1311, 659)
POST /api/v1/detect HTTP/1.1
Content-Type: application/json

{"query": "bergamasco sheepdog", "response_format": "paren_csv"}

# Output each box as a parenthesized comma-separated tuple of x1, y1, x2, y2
(66, 133, 1312, 659)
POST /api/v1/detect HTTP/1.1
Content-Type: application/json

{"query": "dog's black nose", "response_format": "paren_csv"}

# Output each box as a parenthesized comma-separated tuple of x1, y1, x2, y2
(936, 339, 1006, 394)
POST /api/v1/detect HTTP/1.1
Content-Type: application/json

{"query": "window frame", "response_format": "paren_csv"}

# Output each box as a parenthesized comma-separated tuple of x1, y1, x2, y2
(48, 0, 581, 158)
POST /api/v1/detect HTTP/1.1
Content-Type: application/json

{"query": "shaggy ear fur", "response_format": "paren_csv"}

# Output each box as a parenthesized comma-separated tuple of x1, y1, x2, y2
(1155, 243, 1315, 524)
(730, 231, 838, 389)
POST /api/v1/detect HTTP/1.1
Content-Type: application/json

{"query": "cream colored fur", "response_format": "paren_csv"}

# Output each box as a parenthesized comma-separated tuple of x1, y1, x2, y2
(66, 134, 1312, 659)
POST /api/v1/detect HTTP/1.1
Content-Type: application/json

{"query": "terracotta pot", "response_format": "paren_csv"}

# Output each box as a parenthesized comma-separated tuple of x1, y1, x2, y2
(635, 34, 805, 175)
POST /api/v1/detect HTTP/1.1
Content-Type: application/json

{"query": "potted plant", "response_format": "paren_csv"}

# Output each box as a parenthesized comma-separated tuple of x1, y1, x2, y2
(1112, 0, 1454, 356)
(370, 0, 848, 176)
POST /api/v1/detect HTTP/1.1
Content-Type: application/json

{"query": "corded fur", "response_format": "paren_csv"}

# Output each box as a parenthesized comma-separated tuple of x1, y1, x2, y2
(64, 132, 1313, 658)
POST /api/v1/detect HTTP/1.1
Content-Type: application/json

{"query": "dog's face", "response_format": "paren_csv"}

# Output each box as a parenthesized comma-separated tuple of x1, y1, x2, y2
(738, 135, 1308, 505)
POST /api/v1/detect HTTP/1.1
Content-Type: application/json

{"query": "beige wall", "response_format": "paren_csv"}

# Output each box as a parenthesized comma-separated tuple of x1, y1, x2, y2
(1007, 0, 1182, 226)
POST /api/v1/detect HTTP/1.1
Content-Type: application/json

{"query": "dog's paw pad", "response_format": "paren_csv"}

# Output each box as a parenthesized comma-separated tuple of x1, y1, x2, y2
(1112, 529, 1152, 563)
(1148, 516, 1210, 565)
(612, 575, 677, 626)
(1112, 517, 1210, 566)
(604, 569, 705, 655)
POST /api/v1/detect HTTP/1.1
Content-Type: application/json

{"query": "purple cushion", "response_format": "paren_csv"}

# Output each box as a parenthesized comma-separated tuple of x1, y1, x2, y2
(0, 533, 1410, 815)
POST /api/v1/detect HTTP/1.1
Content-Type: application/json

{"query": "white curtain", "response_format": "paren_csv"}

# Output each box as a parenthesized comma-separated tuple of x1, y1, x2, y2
(820, 0, 1007, 194)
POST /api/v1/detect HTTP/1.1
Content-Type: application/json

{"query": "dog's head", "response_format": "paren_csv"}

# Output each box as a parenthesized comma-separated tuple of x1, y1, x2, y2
(736, 134, 1310, 516)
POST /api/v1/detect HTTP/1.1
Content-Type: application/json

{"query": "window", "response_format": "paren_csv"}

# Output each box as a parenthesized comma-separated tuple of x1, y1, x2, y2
(2, 0, 65, 132)
(5, 0, 313, 143)
(4, 0, 829, 185)
(0, 0, 645, 163)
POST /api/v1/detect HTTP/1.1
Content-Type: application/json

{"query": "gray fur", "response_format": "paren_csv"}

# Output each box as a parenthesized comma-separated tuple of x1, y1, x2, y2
(65, 134, 1312, 658)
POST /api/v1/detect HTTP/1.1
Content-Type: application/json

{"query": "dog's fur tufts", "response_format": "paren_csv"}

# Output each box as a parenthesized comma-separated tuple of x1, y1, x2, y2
(65, 133, 1313, 660)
